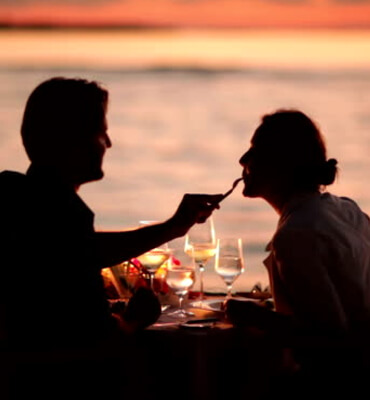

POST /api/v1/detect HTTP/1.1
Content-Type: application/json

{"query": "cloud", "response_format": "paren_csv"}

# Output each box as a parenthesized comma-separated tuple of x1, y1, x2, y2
(333, 0, 370, 2)
(262, 0, 309, 2)
(0, 0, 114, 4)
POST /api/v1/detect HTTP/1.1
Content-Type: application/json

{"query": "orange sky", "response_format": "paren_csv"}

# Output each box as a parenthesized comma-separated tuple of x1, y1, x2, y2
(1, 0, 370, 29)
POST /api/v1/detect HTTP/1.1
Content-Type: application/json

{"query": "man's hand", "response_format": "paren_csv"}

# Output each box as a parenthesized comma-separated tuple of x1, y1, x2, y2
(117, 287, 161, 333)
(169, 193, 224, 237)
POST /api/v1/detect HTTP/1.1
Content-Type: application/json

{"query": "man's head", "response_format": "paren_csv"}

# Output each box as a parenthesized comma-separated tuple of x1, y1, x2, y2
(21, 77, 111, 186)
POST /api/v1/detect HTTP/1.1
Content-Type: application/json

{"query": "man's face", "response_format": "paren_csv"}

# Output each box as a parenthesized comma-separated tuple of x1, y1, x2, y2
(67, 113, 112, 186)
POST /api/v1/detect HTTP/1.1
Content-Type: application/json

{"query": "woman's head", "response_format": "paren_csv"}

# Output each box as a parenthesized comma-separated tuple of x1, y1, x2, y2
(239, 109, 338, 201)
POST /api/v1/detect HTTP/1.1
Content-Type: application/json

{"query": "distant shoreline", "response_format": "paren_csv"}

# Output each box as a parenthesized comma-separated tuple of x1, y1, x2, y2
(0, 23, 176, 31)
(1, 27, 369, 72)
(1, 23, 370, 32)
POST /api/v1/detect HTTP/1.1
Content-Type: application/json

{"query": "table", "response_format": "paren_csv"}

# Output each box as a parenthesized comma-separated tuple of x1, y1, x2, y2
(5, 293, 366, 400)
(0, 296, 284, 400)
(132, 296, 283, 400)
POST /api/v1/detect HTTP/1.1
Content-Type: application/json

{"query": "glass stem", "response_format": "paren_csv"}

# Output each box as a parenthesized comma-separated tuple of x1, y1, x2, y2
(150, 273, 155, 290)
(199, 264, 205, 301)
(178, 294, 184, 312)
(226, 284, 233, 300)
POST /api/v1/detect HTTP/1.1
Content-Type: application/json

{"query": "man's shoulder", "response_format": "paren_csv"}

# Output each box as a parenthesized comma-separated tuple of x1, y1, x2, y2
(0, 170, 28, 205)
(0, 170, 27, 185)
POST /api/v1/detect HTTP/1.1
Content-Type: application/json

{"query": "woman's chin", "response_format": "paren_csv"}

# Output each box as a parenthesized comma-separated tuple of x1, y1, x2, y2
(242, 185, 259, 198)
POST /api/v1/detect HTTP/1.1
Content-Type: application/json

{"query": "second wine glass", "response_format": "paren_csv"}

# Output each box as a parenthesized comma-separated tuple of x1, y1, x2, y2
(166, 239, 196, 317)
(184, 216, 217, 302)
(215, 238, 245, 301)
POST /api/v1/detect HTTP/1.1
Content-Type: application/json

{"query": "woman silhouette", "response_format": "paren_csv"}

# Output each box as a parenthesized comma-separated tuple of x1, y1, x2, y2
(227, 109, 370, 398)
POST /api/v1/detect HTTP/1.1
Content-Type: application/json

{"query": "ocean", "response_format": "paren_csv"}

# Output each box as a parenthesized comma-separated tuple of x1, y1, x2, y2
(1, 28, 370, 293)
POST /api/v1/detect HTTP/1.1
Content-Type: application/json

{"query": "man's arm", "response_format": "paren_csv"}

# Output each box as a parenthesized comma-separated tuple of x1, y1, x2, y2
(113, 287, 162, 334)
(95, 193, 223, 268)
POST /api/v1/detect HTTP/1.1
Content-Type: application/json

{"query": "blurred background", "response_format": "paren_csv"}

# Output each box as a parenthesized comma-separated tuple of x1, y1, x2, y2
(1, 0, 370, 292)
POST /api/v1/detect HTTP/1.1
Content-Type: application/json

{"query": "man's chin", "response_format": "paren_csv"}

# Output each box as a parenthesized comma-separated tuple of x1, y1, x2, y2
(91, 170, 104, 182)
(78, 169, 104, 185)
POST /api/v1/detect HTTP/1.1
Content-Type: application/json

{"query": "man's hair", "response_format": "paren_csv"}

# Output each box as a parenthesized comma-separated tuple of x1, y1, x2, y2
(21, 77, 109, 161)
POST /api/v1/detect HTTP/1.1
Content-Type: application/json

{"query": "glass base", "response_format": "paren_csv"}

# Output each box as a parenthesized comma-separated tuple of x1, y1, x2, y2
(165, 308, 195, 318)
(161, 304, 171, 312)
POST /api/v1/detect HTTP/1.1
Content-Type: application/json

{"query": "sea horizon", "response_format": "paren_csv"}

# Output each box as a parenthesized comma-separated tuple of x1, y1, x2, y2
(1, 27, 370, 71)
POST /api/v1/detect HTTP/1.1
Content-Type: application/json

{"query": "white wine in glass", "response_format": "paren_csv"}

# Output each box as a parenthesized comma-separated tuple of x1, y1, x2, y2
(215, 238, 245, 301)
(166, 266, 195, 317)
(137, 221, 171, 290)
(137, 247, 171, 290)
(185, 217, 216, 302)
(166, 240, 196, 317)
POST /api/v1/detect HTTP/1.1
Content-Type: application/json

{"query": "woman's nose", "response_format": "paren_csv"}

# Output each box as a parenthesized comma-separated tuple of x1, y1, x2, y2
(239, 151, 250, 166)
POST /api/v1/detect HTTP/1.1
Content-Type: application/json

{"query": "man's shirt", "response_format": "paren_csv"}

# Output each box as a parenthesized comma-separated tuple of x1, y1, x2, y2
(0, 166, 115, 350)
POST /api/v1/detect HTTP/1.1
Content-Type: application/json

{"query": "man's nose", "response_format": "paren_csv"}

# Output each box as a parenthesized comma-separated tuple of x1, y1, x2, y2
(105, 133, 112, 148)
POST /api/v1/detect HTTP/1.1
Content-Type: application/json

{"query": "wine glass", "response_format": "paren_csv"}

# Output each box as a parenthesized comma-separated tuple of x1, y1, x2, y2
(165, 242, 196, 318)
(136, 221, 171, 291)
(185, 216, 217, 302)
(136, 246, 171, 291)
(215, 238, 245, 301)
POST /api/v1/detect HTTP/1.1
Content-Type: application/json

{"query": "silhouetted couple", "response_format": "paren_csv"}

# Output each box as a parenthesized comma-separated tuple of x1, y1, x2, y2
(3, 76, 370, 399)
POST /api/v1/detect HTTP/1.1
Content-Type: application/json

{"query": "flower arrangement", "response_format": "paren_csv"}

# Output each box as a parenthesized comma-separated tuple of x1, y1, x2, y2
(104, 258, 170, 300)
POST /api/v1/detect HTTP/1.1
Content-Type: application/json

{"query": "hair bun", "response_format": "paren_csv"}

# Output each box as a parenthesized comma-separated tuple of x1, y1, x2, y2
(327, 158, 338, 167)
(319, 158, 338, 185)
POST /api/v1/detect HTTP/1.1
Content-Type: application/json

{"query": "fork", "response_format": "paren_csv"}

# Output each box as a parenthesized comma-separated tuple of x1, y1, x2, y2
(221, 177, 243, 201)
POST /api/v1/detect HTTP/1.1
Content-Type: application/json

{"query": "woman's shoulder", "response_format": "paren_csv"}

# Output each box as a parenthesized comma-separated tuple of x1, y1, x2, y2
(274, 192, 370, 250)
(282, 192, 366, 227)
(320, 192, 370, 226)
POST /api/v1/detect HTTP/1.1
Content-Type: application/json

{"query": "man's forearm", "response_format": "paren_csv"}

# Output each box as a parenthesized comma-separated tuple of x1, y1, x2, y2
(95, 192, 223, 268)
(95, 219, 181, 268)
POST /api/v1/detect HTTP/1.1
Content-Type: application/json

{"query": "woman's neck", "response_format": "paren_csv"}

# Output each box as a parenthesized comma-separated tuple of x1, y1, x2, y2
(264, 189, 319, 216)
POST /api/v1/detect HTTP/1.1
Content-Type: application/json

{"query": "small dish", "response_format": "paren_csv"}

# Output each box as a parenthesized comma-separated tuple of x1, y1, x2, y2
(190, 297, 260, 312)
(180, 322, 214, 329)
(189, 299, 224, 312)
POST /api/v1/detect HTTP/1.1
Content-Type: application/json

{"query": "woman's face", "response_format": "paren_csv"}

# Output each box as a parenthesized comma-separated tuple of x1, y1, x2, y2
(239, 127, 285, 200)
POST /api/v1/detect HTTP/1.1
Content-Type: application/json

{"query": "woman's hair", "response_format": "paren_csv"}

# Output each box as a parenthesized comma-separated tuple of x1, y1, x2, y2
(254, 109, 338, 191)
(21, 77, 109, 161)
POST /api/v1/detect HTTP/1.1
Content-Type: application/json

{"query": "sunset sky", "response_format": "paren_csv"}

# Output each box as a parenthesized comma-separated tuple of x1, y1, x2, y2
(1, 0, 370, 29)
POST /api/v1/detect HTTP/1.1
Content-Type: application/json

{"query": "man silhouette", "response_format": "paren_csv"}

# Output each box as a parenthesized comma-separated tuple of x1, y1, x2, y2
(0, 77, 222, 398)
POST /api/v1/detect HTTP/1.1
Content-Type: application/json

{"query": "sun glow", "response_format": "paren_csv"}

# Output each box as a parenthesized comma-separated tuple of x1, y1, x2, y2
(0, 0, 370, 29)
(0, 29, 369, 71)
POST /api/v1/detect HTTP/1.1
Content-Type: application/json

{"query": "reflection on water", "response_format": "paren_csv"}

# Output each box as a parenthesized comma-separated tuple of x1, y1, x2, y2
(1, 30, 370, 291)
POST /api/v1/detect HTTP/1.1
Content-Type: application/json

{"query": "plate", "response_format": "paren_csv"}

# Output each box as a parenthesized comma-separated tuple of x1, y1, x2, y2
(189, 299, 224, 312)
(190, 297, 260, 312)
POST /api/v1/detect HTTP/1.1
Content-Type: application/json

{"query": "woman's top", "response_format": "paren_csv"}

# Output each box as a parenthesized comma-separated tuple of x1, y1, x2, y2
(264, 192, 370, 333)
